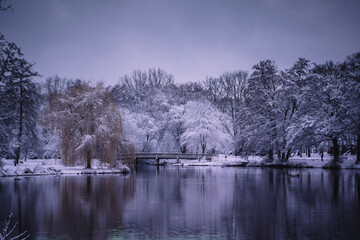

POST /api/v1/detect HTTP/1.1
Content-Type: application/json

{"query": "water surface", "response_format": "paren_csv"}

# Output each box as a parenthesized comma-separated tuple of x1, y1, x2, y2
(0, 166, 359, 239)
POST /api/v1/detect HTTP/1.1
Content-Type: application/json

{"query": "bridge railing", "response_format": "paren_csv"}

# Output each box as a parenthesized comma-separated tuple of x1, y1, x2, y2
(122, 152, 214, 163)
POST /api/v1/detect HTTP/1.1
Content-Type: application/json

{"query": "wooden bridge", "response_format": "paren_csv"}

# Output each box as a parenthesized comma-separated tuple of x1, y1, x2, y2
(133, 153, 213, 164)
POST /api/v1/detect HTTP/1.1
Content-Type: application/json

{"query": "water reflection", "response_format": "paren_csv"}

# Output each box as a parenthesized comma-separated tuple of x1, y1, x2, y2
(0, 174, 136, 239)
(0, 167, 360, 239)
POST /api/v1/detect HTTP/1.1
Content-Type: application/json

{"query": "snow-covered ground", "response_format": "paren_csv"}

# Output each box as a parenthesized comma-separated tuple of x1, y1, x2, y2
(1, 153, 359, 177)
(0, 159, 130, 177)
(287, 153, 357, 168)
(168, 153, 360, 169)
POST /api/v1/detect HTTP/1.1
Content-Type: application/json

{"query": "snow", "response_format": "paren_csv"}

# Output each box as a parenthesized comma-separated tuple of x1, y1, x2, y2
(0, 159, 130, 177)
(141, 153, 360, 169)
(1, 153, 359, 178)
(181, 101, 233, 154)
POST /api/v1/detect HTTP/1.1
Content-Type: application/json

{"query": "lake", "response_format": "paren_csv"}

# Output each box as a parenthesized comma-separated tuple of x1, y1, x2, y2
(1, 166, 360, 239)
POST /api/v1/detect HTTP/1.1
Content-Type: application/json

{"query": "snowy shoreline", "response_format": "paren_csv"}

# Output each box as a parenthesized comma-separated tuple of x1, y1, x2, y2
(140, 153, 360, 169)
(1, 153, 359, 177)
(0, 159, 131, 177)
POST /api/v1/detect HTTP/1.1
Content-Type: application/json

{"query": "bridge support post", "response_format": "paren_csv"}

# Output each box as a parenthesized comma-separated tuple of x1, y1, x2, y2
(156, 155, 159, 165)
(176, 155, 179, 164)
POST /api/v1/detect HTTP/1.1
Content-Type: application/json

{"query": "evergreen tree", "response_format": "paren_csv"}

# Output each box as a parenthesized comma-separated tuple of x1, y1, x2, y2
(0, 34, 40, 164)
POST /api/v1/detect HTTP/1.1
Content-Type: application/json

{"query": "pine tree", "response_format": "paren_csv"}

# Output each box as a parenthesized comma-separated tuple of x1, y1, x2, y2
(0, 34, 40, 164)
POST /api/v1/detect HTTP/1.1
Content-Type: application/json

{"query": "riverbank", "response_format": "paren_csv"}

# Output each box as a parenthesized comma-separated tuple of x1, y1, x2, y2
(1, 153, 359, 177)
(0, 159, 130, 177)
(148, 153, 360, 169)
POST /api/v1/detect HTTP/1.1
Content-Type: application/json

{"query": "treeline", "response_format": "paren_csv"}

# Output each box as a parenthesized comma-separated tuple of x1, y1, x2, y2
(111, 55, 360, 165)
(1, 32, 360, 166)
(111, 69, 233, 155)
(236, 57, 360, 166)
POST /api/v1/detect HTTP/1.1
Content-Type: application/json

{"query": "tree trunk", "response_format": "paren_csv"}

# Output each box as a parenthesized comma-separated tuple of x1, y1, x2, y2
(281, 152, 285, 162)
(15, 145, 21, 166)
(15, 79, 24, 166)
(14, 147, 20, 166)
(86, 150, 92, 169)
(181, 144, 187, 154)
(285, 148, 292, 162)
(332, 137, 340, 163)
(356, 134, 360, 164)
(277, 150, 281, 161)
(307, 148, 311, 157)
(268, 149, 274, 162)
(201, 144, 206, 154)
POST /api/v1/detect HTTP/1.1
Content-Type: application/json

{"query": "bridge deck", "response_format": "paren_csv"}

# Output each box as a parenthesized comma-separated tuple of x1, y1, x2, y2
(134, 153, 213, 161)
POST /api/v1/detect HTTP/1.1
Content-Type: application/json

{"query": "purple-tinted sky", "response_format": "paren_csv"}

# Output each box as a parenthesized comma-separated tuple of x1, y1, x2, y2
(1, 0, 359, 85)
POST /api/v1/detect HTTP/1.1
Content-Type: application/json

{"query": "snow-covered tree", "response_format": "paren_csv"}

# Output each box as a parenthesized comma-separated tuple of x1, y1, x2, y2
(112, 68, 175, 106)
(172, 82, 206, 105)
(203, 76, 225, 105)
(204, 71, 248, 141)
(237, 60, 280, 161)
(181, 100, 232, 154)
(0, 34, 40, 164)
(278, 58, 312, 161)
(166, 105, 186, 152)
(298, 61, 348, 165)
(109, 56, 360, 159)
(340, 52, 360, 163)
(121, 110, 159, 153)
(39, 76, 75, 159)
(47, 82, 134, 168)
(219, 71, 248, 122)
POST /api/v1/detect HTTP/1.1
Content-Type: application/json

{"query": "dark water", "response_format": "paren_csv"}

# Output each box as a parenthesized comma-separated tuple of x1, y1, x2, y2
(1, 166, 360, 240)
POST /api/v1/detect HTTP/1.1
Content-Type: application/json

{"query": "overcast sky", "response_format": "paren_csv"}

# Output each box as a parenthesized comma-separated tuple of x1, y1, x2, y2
(1, 0, 359, 85)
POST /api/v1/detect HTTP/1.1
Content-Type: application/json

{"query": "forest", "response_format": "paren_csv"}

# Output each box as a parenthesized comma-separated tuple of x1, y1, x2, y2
(1, 33, 360, 168)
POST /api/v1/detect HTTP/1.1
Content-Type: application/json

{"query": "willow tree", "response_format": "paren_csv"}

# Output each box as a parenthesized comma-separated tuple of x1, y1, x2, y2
(49, 82, 134, 168)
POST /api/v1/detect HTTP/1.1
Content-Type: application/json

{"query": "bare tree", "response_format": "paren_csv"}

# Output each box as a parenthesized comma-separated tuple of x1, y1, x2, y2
(0, 211, 30, 240)
(0, 0, 11, 12)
